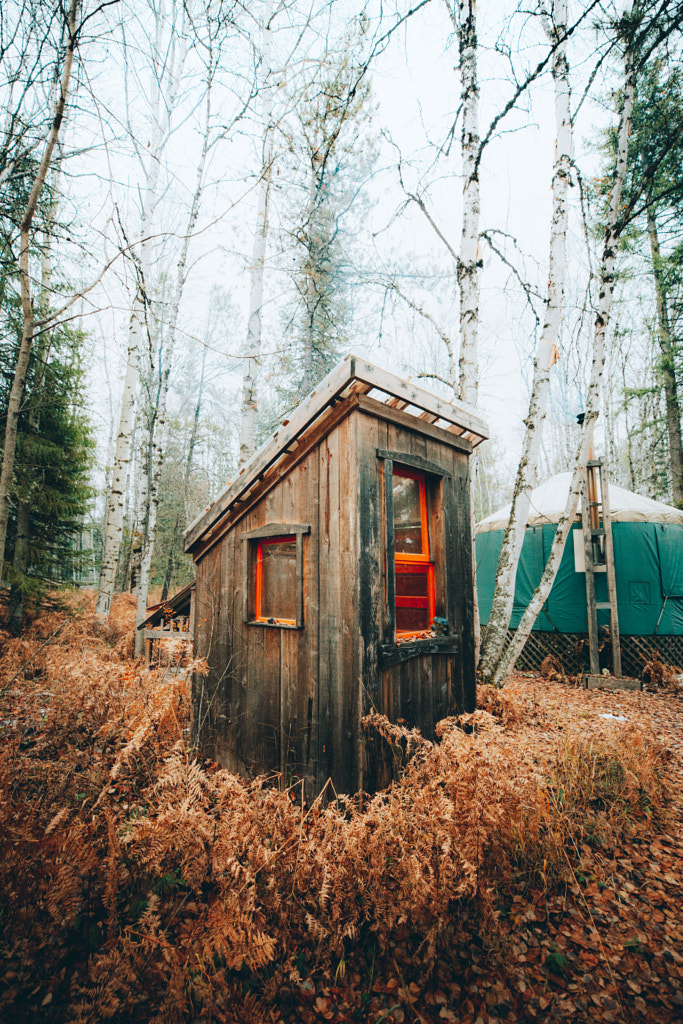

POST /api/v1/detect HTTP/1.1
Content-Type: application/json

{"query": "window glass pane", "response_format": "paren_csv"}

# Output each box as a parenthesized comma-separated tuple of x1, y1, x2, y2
(396, 565, 430, 632)
(261, 540, 296, 620)
(393, 473, 424, 554)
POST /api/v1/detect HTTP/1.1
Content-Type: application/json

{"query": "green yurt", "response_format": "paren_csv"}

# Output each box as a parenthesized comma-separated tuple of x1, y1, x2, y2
(476, 472, 683, 671)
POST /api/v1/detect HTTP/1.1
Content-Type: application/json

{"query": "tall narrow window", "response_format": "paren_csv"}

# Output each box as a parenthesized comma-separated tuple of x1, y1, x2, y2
(255, 535, 297, 624)
(393, 468, 435, 634)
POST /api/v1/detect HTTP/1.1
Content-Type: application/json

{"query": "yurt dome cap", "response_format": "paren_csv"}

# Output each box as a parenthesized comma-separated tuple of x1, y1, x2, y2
(476, 472, 683, 534)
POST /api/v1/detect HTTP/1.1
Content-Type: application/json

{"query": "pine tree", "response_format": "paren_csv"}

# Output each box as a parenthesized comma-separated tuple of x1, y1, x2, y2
(283, 19, 375, 404)
(0, 293, 94, 630)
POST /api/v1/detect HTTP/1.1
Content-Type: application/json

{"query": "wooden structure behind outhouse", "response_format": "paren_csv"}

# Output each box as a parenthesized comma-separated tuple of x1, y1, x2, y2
(185, 355, 489, 795)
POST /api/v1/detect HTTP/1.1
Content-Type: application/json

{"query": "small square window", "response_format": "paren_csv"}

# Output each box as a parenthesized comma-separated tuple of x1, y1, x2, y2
(256, 537, 297, 623)
(243, 524, 310, 628)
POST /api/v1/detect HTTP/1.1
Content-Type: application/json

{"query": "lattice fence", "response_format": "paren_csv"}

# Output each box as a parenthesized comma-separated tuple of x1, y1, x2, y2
(498, 630, 683, 678)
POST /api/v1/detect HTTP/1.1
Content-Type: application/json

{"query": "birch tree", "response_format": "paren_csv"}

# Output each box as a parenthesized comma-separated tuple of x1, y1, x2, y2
(96, 0, 188, 619)
(479, 0, 572, 683)
(134, 41, 217, 654)
(445, 0, 480, 409)
(488, 3, 678, 687)
(238, 0, 274, 470)
(159, 340, 207, 602)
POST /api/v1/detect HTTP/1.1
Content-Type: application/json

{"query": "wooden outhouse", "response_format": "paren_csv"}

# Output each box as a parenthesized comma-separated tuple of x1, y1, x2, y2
(184, 355, 489, 795)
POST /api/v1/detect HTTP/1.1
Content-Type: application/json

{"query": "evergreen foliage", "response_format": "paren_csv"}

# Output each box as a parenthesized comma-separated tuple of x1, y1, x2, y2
(279, 18, 375, 409)
(0, 286, 95, 622)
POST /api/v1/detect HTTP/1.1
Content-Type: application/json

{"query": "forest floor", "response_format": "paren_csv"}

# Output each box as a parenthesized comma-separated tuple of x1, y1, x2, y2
(0, 592, 682, 1023)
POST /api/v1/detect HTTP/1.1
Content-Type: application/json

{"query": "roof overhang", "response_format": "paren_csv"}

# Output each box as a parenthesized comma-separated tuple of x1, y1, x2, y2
(137, 581, 195, 630)
(185, 353, 489, 554)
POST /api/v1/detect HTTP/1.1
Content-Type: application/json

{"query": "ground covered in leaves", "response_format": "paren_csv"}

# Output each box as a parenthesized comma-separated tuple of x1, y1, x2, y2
(0, 592, 682, 1023)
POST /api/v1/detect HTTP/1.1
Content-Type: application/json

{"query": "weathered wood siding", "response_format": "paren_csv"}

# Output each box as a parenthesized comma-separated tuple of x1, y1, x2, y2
(355, 406, 475, 791)
(194, 412, 362, 795)
(193, 400, 475, 796)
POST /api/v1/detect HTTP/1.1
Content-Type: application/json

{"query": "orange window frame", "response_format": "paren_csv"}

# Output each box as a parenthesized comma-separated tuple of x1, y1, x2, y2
(393, 467, 436, 635)
(254, 535, 297, 625)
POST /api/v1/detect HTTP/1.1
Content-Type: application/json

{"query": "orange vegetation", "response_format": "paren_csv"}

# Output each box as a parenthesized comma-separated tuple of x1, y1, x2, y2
(1, 593, 682, 1023)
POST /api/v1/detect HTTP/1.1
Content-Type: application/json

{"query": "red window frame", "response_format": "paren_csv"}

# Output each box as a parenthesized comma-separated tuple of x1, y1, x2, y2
(393, 467, 435, 636)
(255, 534, 297, 625)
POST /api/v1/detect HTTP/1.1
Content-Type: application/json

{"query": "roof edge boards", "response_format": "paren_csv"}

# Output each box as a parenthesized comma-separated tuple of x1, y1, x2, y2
(185, 353, 490, 552)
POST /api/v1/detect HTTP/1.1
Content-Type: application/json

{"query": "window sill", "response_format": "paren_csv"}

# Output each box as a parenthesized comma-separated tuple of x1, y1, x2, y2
(379, 634, 459, 668)
(247, 620, 300, 629)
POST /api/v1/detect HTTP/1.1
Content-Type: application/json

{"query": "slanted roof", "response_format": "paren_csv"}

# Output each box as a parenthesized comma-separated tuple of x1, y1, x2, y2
(476, 471, 683, 534)
(138, 581, 195, 630)
(185, 353, 489, 553)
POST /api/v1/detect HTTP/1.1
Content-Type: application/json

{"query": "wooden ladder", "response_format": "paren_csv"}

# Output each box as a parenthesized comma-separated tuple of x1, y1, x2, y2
(580, 459, 622, 677)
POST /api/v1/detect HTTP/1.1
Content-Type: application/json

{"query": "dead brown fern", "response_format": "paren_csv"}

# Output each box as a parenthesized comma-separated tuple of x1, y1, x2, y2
(0, 595, 673, 1023)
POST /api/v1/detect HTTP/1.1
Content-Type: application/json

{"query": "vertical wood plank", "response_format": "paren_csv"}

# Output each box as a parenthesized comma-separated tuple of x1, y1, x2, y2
(193, 545, 222, 755)
(320, 423, 350, 790)
(317, 434, 332, 793)
(338, 414, 358, 792)
(356, 411, 384, 793)
(383, 456, 395, 645)
(449, 450, 475, 713)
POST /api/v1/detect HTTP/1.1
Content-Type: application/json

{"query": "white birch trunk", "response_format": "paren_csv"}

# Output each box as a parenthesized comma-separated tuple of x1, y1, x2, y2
(0, 0, 79, 583)
(490, 42, 636, 688)
(96, 317, 141, 617)
(238, 0, 274, 469)
(96, 0, 187, 619)
(134, 72, 213, 654)
(479, 0, 571, 682)
(457, 0, 480, 409)
(161, 341, 207, 601)
(454, 0, 482, 660)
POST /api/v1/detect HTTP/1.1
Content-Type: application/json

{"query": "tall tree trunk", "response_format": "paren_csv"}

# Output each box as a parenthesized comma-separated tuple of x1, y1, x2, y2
(134, 69, 213, 654)
(0, 0, 79, 583)
(647, 207, 683, 505)
(96, 1, 187, 619)
(7, 503, 30, 633)
(456, 0, 480, 409)
(301, 169, 321, 396)
(160, 342, 207, 602)
(96, 313, 142, 617)
(491, 38, 636, 687)
(238, 0, 274, 469)
(129, 408, 152, 595)
(452, 0, 482, 662)
(479, 0, 571, 683)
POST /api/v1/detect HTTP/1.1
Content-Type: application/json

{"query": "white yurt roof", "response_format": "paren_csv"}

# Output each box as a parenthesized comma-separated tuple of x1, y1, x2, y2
(476, 472, 683, 533)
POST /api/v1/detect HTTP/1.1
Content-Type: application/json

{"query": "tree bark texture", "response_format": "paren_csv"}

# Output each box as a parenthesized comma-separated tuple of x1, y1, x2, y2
(457, 0, 480, 409)
(0, 0, 79, 584)
(160, 342, 207, 602)
(8, 503, 30, 633)
(96, 2, 187, 619)
(134, 70, 213, 654)
(238, 0, 274, 470)
(479, 0, 571, 683)
(454, 0, 482, 659)
(96, 316, 141, 618)
(647, 207, 683, 506)
(491, 42, 636, 687)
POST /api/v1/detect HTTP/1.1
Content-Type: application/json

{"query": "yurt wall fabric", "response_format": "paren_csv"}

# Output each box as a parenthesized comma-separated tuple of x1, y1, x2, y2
(476, 520, 683, 637)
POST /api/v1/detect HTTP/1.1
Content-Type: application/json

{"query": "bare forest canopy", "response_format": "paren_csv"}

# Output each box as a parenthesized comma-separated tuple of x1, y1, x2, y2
(1, 0, 683, 653)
